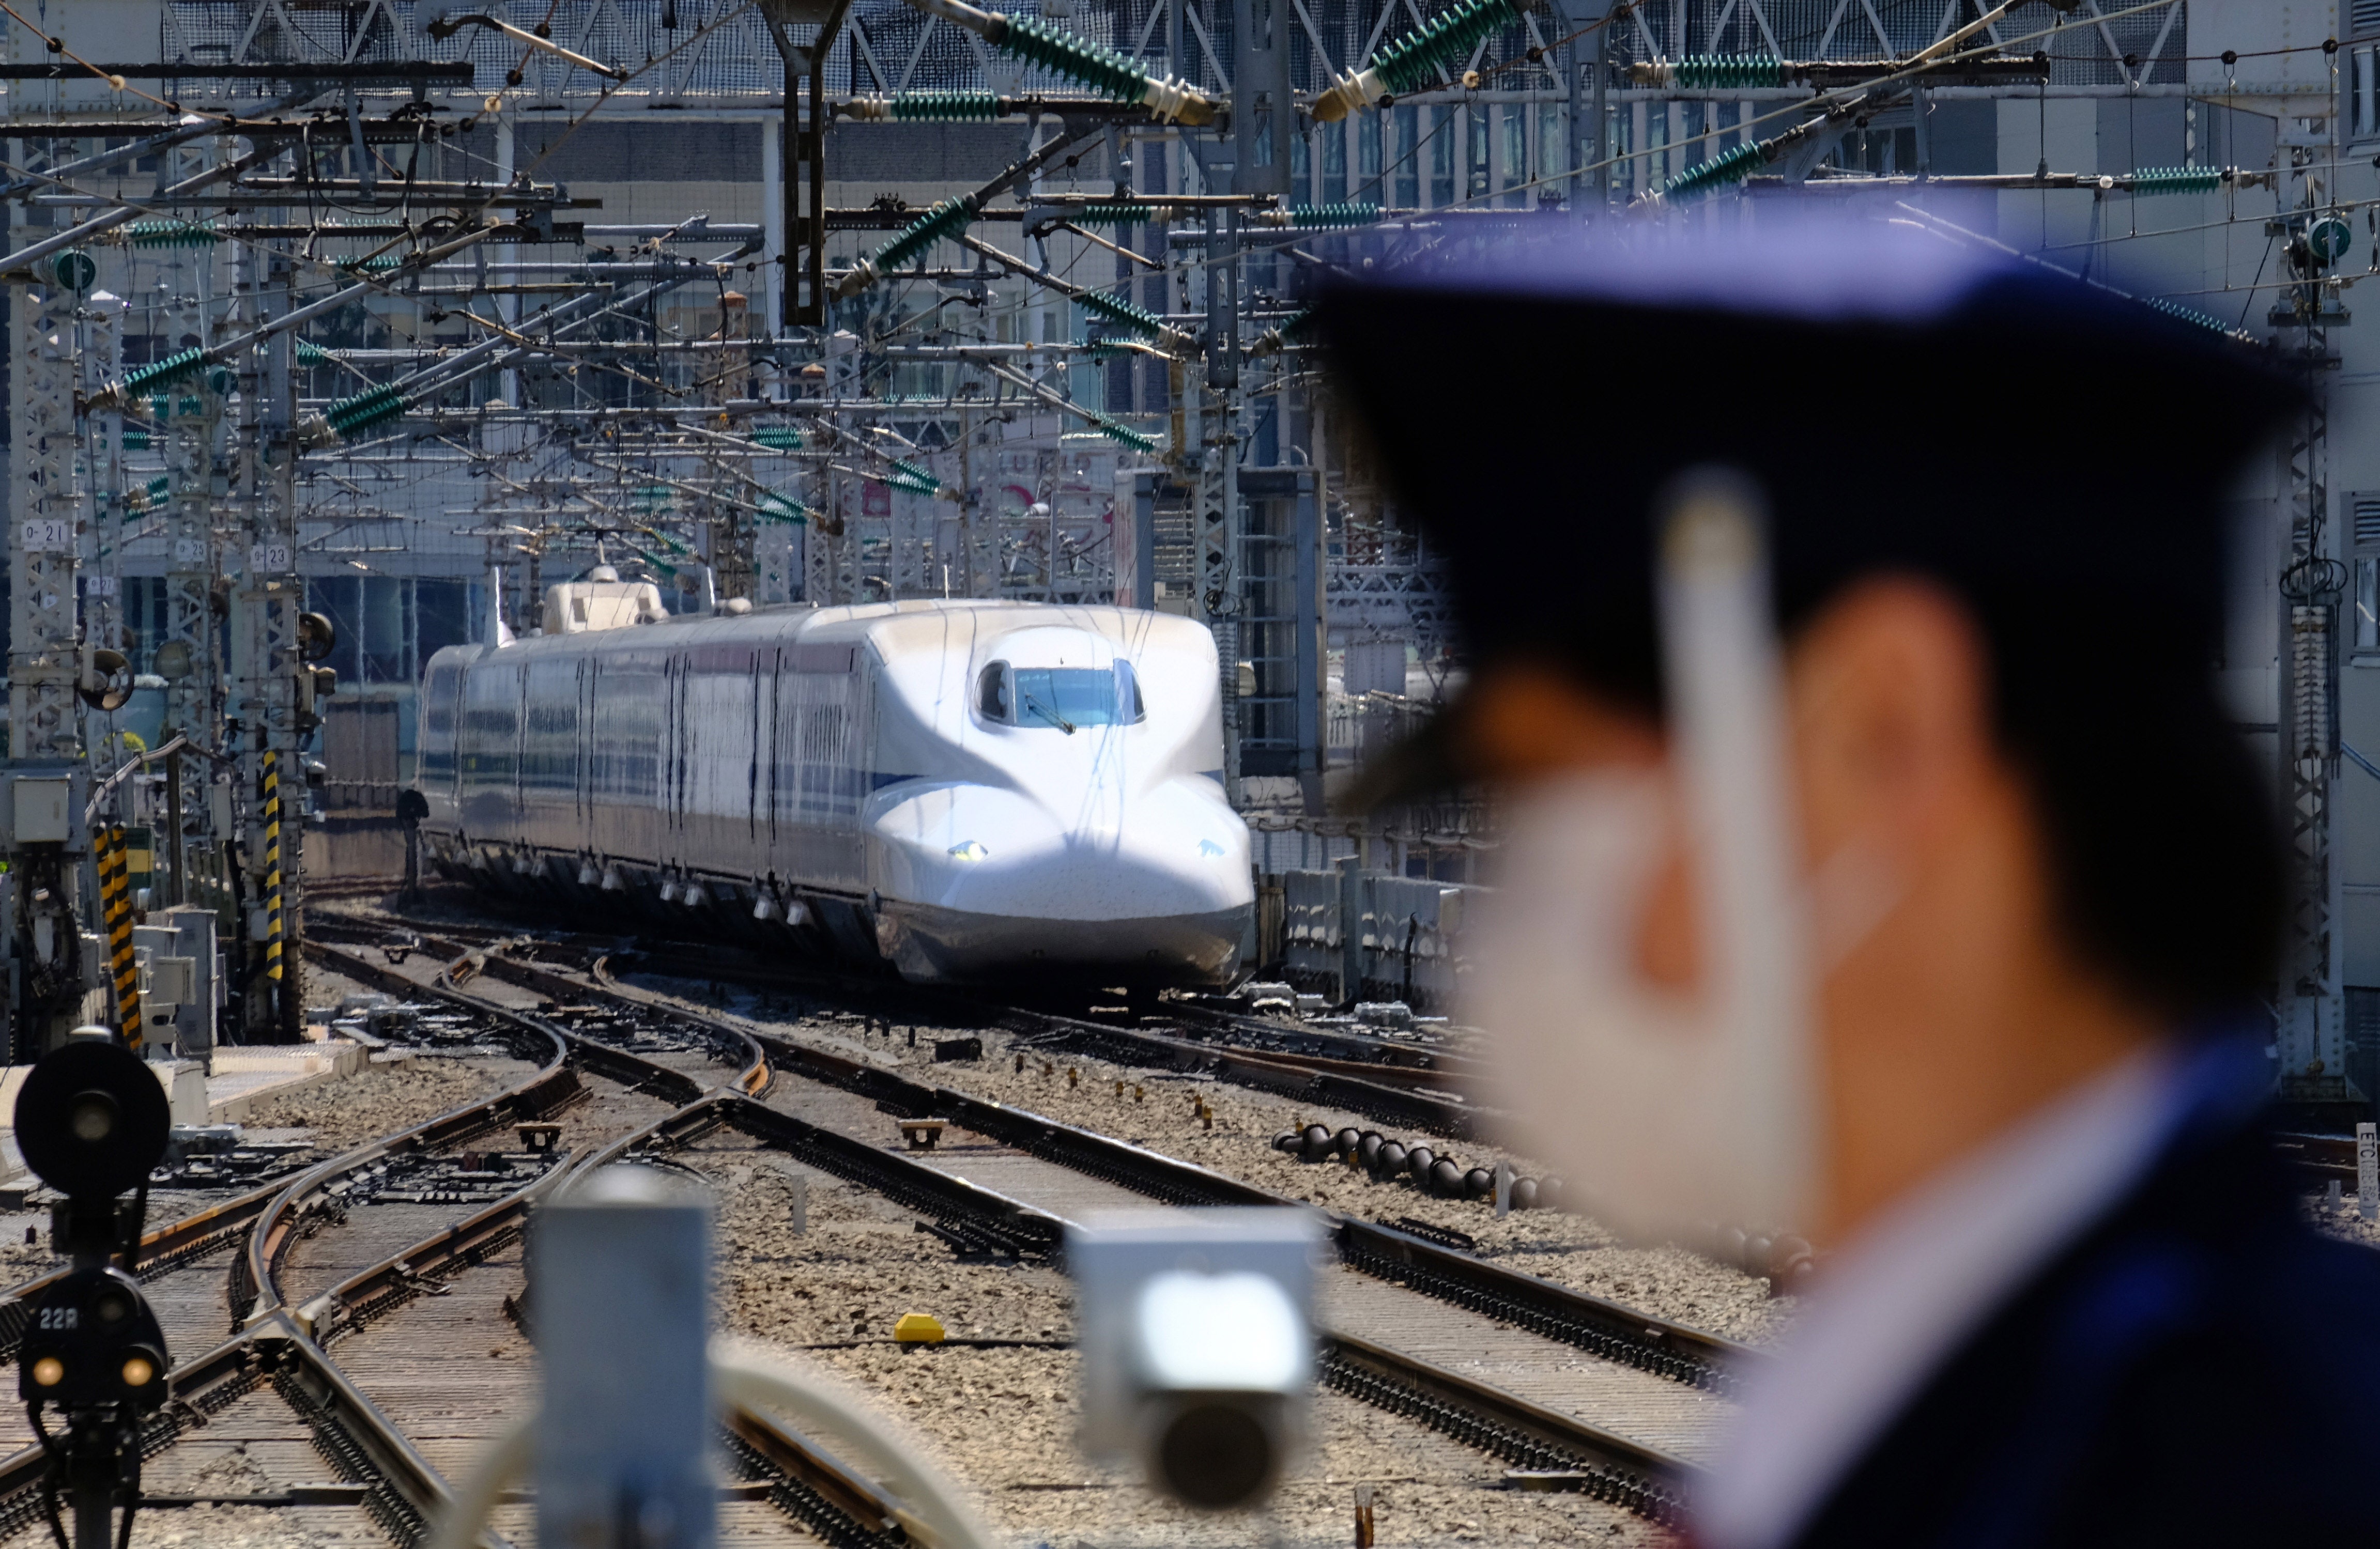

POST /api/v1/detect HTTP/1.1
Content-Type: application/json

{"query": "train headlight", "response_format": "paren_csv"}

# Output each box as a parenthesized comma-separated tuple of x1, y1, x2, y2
(948, 841, 989, 862)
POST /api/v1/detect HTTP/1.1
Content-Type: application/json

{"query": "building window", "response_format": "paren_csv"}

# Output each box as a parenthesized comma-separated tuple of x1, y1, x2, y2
(2360, 557, 2379, 653)
(1394, 105, 1420, 208)
(1502, 103, 1528, 204)
(300, 576, 479, 689)
(1430, 106, 1454, 207)
(2353, 497, 2380, 654)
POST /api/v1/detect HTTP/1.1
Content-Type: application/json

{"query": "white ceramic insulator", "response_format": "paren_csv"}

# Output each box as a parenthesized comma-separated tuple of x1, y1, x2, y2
(1137, 74, 1211, 124)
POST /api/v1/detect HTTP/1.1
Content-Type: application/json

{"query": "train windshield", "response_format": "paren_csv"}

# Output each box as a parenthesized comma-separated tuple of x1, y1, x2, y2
(980, 661, 1144, 731)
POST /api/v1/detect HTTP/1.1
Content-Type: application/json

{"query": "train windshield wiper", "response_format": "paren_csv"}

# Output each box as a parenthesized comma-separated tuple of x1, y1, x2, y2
(1022, 694, 1076, 734)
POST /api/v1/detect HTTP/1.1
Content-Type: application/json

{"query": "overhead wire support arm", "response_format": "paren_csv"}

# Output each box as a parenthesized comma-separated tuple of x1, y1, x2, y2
(89, 224, 504, 411)
(1309, 0, 1534, 122)
(835, 118, 1119, 296)
(298, 256, 732, 445)
(1635, 0, 2082, 204)
(0, 144, 277, 283)
(976, 357, 1162, 451)
(1771, 166, 2229, 195)
(889, 0, 1216, 123)
(423, 9, 631, 80)
(0, 59, 474, 83)
(840, 92, 1168, 122)
(954, 232, 1197, 350)
(1625, 55, 2049, 89)
(1051, 218, 1164, 269)
(0, 118, 218, 204)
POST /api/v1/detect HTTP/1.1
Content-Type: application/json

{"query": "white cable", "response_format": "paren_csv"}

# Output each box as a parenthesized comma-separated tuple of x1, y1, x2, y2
(423, 1341, 996, 1549)
(709, 1336, 996, 1549)
(422, 1411, 531, 1549)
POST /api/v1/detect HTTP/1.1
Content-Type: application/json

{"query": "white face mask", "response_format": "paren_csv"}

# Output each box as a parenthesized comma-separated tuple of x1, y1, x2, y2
(1468, 476, 1830, 1241)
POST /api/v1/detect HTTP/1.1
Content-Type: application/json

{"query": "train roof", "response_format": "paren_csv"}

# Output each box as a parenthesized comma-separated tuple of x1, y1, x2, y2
(425, 597, 1212, 674)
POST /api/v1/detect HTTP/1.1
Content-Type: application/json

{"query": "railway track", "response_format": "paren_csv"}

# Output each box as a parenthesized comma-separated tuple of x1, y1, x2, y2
(618, 937, 1495, 1134)
(0, 980, 580, 1546)
(0, 948, 947, 1548)
(350, 915, 1767, 1526)
(2274, 1130, 2368, 1186)
(306, 943, 935, 1546)
(320, 908, 1493, 1135)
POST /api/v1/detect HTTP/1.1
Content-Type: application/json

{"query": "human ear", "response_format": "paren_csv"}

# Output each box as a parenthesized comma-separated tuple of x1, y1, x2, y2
(1786, 576, 1998, 886)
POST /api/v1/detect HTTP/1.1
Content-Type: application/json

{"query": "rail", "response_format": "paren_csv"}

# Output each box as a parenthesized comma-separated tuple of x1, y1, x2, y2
(2273, 1129, 2364, 1184)
(570, 952, 1761, 1389)
(320, 916, 1730, 1521)
(242, 946, 585, 1325)
(618, 937, 1489, 1120)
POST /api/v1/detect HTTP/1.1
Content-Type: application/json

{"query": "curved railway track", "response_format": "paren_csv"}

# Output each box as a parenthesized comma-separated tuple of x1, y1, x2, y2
(0, 944, 949, 1549)
(347, 914, 1771, 1525)
(319, 909, 1493, 1133)
(0, 904, 1765, 1539)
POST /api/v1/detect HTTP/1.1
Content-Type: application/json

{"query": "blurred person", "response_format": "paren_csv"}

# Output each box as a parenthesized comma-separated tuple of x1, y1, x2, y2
(1318, 218, 2380, 1547)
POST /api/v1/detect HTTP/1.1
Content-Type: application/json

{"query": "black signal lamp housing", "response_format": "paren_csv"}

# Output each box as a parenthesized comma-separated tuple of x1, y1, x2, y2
(17, 1266, 169, 1412)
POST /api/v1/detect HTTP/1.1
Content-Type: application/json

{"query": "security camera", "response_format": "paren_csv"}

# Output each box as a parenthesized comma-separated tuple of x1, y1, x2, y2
(1069, 1209, 1319, 1512)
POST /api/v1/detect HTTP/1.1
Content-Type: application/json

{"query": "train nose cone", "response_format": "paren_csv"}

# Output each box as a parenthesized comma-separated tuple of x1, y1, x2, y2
(870, 781, 1252, 986)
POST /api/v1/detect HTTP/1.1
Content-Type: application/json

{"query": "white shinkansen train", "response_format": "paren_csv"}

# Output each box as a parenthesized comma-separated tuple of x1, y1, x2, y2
(415, 596, 1254, 987)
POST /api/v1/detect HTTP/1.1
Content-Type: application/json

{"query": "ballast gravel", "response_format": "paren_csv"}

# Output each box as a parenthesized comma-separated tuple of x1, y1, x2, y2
(633, 973, 1791, 1346)
(237, 1055, 520, 1156)
(682, 1139, 1674, 1547)
(2304, 1189, 2380, 1249)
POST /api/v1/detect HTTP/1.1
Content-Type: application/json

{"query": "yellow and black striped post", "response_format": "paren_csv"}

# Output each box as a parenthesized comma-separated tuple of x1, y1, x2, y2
(97, 824, 141, 1050)
(263, 751, 285, 983)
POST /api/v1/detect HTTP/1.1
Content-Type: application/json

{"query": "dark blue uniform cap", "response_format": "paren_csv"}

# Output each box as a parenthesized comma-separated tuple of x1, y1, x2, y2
(1317, 215, 2304, 804)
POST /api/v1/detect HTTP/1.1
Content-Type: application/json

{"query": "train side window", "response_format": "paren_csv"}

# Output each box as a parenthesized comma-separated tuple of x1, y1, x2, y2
(1114, 660, 1146, 723)
(977, 661, 1012, 722)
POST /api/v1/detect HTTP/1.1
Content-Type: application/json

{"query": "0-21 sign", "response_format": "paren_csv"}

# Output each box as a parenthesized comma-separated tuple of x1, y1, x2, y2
(20, 519, 69, 553)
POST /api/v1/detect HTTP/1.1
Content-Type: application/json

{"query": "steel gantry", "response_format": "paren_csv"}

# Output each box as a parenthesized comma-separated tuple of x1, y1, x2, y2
(1, 0, 2355, 1071)
(5, 259, 103, 1054)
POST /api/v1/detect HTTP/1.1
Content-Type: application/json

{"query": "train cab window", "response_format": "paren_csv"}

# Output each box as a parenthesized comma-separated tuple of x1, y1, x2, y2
(979, 660, 1146, 731)
(977, 662, 1011, 721)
